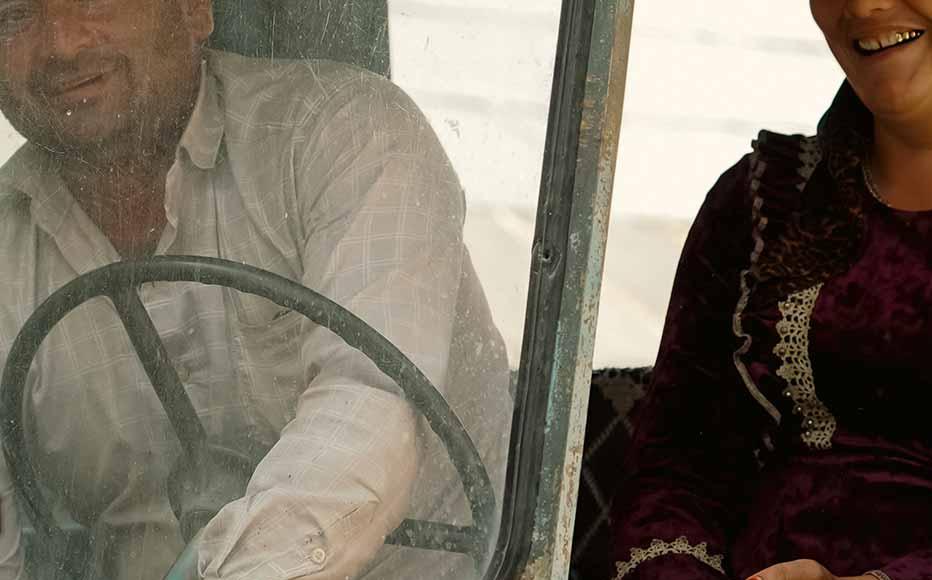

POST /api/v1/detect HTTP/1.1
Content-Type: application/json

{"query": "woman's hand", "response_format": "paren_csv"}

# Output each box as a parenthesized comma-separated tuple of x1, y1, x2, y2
(749, 559, 874, 580)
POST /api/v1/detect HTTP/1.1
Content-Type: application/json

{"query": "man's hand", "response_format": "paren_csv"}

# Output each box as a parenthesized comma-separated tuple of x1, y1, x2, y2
(749, 559, 874, 580)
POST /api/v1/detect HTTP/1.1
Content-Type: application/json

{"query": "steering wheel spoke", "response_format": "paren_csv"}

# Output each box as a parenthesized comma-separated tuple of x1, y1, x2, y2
(109, 288, 207, 458)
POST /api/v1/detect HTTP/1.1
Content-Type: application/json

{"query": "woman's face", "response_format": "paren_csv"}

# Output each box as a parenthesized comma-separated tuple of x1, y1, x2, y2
(812, 0, 932, 122)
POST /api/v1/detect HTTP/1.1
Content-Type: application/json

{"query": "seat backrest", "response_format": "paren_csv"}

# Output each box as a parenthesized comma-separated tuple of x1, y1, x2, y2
(209, 0, 391, 76)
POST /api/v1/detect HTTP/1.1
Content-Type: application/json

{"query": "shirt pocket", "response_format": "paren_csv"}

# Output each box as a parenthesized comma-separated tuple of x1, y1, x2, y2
(228, 290, 312, 434)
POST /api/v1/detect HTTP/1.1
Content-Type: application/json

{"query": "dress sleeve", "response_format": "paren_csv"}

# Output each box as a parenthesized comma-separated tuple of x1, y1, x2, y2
(610, 155, 773, 580)
(197, 73, 467, 580)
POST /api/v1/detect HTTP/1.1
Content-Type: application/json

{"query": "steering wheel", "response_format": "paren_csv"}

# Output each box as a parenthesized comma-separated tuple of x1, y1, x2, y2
(0, 256, 495, 580)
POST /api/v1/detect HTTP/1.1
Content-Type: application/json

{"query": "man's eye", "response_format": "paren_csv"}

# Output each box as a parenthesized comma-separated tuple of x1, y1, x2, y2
(0, 3, 35, 39)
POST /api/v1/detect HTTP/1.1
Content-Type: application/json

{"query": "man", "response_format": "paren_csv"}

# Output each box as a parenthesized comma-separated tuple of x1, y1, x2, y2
(0, 0, 511, 579)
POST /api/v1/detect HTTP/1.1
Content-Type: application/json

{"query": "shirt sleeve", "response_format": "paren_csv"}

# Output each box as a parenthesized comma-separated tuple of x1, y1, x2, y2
(196, 73, 467, 580)
(0, 455, 26, 579)
(610, 156, 772, 580)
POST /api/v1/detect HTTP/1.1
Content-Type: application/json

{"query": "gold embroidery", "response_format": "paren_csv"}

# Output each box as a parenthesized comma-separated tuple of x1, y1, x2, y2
(613, 537, 725, 579)
(774, 284, 837, 450)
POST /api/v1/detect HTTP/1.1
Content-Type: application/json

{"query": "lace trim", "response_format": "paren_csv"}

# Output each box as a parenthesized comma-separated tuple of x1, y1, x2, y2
(733, 154, 782, 424)
(734, 135, 823, 428)
(774, 284, 837, 450)
(613, 537, 725, 579)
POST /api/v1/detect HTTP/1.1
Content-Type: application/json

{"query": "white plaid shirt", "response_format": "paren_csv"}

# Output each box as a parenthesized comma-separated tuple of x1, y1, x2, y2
(0, 51, 511, 580)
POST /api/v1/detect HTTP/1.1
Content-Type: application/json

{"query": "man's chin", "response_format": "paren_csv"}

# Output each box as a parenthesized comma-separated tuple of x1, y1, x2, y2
(34, 116, 131, 157)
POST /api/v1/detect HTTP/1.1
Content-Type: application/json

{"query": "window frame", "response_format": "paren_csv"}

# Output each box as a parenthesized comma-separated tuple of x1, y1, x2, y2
(490, 0, 634, 578)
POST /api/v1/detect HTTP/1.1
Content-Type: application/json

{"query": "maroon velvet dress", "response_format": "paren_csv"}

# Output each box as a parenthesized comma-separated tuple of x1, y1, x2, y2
(610, 82, 932, 580)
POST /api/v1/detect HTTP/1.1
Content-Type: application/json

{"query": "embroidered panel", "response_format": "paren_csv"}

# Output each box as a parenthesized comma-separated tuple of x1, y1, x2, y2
(774, 284, 837, 450)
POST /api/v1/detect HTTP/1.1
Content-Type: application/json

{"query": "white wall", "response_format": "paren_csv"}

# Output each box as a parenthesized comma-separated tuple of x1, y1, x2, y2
(615, 0, 843, 220)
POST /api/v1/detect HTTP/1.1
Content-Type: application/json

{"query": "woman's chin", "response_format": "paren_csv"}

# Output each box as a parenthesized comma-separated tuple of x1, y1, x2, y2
(856, 79, 932, 122)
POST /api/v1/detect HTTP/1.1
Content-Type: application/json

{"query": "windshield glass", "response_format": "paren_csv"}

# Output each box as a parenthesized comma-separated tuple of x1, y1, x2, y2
(0, 1, 561, 579)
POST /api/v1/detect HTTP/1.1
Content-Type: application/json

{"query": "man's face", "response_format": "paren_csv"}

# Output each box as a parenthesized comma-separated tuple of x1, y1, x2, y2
(812, 0, 932, 122)
(0, 0, 213, 155)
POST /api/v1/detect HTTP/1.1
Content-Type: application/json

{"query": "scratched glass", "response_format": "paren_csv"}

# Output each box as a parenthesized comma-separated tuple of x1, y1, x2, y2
(0, 1, 561, 579)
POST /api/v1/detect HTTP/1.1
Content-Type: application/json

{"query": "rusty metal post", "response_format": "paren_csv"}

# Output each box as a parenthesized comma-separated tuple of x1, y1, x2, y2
(514, 0, 634, 577)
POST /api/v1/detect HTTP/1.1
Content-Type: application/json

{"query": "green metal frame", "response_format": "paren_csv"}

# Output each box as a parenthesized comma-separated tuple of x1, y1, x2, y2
(490, 0, 634, 578)
(210, 0, 391, 76)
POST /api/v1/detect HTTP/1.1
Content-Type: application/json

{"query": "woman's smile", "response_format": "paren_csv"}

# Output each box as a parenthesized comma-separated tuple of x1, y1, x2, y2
(853, 29, 924, 55)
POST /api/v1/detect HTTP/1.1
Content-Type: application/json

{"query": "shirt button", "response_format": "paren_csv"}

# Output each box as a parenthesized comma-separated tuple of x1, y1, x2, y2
(310, 548, 327, 565)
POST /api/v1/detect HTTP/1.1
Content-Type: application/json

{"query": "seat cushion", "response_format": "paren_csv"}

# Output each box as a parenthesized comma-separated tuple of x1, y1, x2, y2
(570, 367, 652, 580)
(210, 0, 390, 76)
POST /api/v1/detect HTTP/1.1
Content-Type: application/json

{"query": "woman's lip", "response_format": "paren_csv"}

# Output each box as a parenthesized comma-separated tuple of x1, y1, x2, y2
(853, 31, 925, 57)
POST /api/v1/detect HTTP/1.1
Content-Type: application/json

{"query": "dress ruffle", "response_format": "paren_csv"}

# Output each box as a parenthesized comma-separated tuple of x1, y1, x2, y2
(747, 127, 866, 304)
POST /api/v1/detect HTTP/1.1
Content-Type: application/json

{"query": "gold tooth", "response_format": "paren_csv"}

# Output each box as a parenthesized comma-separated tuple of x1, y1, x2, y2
(858, 31, 922, 52)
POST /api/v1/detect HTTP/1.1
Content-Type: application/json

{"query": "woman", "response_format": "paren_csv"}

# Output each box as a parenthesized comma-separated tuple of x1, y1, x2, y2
(610, 2, 932, 580)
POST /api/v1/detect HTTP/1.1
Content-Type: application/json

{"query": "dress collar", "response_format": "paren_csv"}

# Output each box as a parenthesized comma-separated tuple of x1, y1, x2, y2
(817, 80, 873, 165)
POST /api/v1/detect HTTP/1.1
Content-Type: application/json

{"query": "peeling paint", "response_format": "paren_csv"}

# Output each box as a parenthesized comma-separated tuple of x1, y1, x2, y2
(518, 0, 634, 578)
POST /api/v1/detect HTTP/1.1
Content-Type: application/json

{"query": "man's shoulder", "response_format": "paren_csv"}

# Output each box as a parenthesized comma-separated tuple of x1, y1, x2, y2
(0, 152, 37, 283)
(0, 144, 43, 221)
(207, 49, 413, 130)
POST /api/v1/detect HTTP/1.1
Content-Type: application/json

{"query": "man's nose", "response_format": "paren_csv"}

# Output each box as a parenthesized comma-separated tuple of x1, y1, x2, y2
(38, 4, 96, 62)
(843, 0, 896, 19)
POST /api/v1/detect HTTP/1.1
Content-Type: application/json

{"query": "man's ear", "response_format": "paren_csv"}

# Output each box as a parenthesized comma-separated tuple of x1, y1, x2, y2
(186, 0, 215, 44)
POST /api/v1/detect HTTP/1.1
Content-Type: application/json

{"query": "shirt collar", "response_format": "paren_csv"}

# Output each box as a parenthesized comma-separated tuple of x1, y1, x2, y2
(0, 146, 71, 235)
(179, 55, 225, 170)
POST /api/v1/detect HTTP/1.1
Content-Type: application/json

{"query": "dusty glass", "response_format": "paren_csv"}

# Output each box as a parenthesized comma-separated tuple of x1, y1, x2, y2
(0, 1, 560, 579)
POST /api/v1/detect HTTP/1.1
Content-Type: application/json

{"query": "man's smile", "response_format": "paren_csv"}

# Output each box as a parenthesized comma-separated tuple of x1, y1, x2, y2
(42, 67, 118, 107)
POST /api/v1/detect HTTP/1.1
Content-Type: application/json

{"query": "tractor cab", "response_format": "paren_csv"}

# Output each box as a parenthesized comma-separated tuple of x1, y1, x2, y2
(0, 0, 633, 579)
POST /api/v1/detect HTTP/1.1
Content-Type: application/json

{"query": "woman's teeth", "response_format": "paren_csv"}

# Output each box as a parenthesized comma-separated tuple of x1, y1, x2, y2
(857, 30, 923, 53)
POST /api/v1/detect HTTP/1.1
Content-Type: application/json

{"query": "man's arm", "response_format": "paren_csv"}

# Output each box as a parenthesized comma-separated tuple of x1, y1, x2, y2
(197, 70, 468, 580)
(0, 455, 25, 579)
